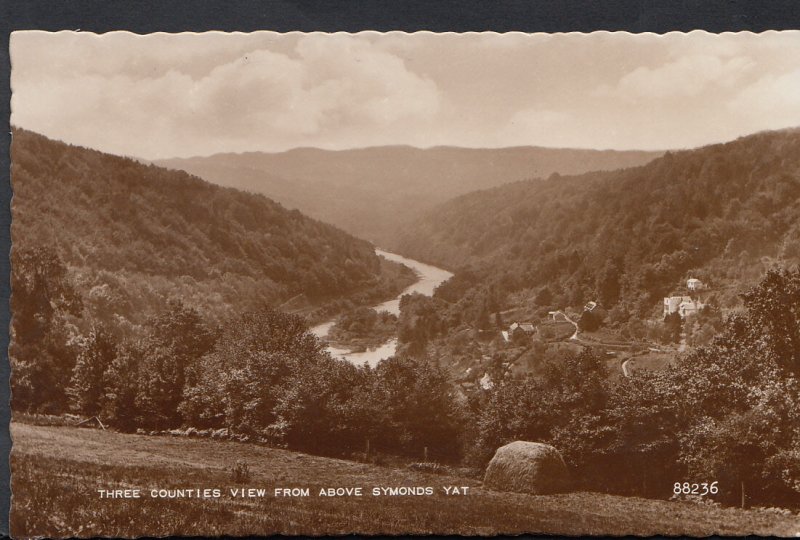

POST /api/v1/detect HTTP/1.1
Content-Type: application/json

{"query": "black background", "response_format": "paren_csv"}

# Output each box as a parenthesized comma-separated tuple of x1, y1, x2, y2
(2, 0, 800, 535)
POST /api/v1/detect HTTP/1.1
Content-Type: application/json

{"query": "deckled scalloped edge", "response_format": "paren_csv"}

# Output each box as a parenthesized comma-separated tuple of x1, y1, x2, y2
(9, 29, 800, 37)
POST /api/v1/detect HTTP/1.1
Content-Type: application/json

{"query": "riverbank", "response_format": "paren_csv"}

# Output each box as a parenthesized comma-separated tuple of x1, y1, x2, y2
(311, 249, 453, 367)
(296, 255, 417, 328)
(325, 307, 398, 352)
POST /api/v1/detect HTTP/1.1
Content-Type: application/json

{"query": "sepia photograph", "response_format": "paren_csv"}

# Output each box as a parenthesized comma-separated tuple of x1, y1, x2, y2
(7, 30, 800, 536)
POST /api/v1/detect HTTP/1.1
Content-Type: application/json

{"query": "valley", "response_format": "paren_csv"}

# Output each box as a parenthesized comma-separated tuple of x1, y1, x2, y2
(12, 28, 800, 539)
(10, 129, 417, 337)
(11, 127, 800, 528)
(157, 146, 662, 248)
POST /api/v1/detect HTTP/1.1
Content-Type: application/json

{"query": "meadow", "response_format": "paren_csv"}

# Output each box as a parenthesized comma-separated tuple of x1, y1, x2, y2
(11, 422, 800, 537)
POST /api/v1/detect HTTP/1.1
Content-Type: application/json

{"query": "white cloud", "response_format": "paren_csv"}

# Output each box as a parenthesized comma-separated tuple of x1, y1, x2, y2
(9, 31, 800, 155)
(608, 54, 756, 100)
(728, 69, 800, 130)
(11, 33, 441, 158)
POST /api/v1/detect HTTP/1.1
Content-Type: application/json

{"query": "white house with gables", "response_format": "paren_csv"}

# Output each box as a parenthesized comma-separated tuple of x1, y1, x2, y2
(663, 295, 704, 318)
(687, 278, 704, 291)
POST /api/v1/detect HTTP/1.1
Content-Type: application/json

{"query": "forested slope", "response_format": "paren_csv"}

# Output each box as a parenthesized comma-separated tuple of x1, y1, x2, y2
(11, 128, 410, 332)
(398, 128, 800, 316)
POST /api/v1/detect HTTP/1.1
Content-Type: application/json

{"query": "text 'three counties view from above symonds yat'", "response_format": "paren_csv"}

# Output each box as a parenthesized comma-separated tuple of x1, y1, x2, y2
(8, 30, 800, 537)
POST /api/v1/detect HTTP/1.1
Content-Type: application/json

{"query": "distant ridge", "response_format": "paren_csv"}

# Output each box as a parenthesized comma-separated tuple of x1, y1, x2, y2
(157, 145, 663, 247)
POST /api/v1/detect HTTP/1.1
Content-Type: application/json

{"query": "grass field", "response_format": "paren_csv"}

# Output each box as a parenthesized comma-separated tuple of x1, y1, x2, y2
(11, 422, 800, 537)
(626, 352, 674, 373)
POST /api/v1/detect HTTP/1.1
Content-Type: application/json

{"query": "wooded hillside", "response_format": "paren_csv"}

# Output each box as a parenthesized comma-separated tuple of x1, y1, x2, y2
(11, 128, 411, 332)
(398, 128, 800, 317)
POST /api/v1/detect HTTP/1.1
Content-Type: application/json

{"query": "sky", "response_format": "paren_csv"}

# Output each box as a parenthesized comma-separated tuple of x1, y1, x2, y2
(10, 30, 800, 159)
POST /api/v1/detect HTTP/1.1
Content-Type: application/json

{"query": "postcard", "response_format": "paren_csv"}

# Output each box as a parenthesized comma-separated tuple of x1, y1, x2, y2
(8, 30, 800, 537)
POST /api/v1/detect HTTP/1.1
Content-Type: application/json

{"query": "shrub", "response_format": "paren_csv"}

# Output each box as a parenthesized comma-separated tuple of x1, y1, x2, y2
(230, 461, 250, 484)
(407, 462, 445, 475)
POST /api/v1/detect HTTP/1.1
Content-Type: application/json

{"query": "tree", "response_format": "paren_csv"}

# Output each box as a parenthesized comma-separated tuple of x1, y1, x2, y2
(535, 286, 553, 306)
(371, 356, 464, 462)
(102, 342, 141, 432)
(398, 293, 446, 355)
(596, 261, 622, 307)
(11, 247, 82, 413)
(665, 268, 800, 506)
(69, 326, 117, 417)
(272, 358, 377, 456)
(468, 376, 546, 467)
(183, 307, 323, 436)
(475, 302, 491, 331)
(578, 310, 601, 332)
(494, 312, 504, 329)
(148, 300, 217, 389)
(739, 268, 800, 376)
(135, 344, 183, 431)
(595, 371, 683, 496)
(130, 302, 217, 430)
(662, 312, 683, 344)
(471, 349, 610, 470)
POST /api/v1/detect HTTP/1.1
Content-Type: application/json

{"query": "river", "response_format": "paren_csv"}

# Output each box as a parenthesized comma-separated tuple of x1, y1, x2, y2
(310, 249, 453, 367)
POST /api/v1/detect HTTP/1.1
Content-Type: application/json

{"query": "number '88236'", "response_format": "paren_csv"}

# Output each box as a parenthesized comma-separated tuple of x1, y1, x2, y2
(673, 482, 718, 496)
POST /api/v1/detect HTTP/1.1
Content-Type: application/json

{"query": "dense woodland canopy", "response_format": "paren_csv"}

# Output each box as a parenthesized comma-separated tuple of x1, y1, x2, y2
(11, 128, 412, 335)
(398, 128, 800, 319)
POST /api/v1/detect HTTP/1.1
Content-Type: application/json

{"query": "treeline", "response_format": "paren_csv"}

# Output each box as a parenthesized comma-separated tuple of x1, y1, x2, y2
(14, 246, 800, 508)
(398, 129, 800, 324)
(11, 128, 408, 335)
(11, 247, 461, 460)
(59, 306, 461, 462)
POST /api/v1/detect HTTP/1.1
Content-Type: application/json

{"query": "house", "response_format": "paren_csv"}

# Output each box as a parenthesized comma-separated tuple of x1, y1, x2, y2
(663, 296, 684, 316)
(678, 298, 704, 318)
(508, 321, 536, 342)
(509, 322, 535, 334)
(663, 295, 704, 318)
(687, 278, 704, 291)
(584, 301, 598, 312)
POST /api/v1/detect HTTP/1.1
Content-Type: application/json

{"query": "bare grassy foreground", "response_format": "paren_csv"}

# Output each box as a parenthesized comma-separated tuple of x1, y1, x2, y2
(11, 422, 800, 537)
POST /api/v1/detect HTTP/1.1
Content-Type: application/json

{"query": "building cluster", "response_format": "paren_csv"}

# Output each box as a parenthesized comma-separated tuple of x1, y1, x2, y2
(663, 278, 707, 318)
(501, 321, 536, 342)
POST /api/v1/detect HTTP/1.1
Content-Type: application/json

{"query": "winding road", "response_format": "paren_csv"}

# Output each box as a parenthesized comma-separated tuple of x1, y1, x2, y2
(621, 358, 632, 377)
(555, 309, 635, 378)
(553, 310, 580, 341)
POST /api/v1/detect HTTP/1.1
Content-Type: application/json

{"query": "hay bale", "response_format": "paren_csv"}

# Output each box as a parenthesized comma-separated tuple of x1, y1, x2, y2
(483, 441, 569, 494)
